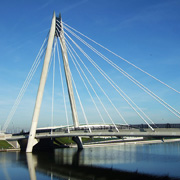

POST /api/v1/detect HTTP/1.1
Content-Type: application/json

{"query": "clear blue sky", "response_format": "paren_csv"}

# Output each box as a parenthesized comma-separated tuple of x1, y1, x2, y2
(0, 0, 180, 131)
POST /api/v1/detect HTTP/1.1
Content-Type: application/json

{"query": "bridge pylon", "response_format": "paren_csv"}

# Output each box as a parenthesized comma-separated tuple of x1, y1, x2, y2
(57, 14, 79, 128)
(26, 12, 82, 153)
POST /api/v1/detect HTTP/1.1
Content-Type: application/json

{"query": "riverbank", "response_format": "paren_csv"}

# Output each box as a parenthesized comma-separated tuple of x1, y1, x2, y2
(0, 148, 20, 152)
(0, 140, 16, 152)
(81, 137, 180, 148)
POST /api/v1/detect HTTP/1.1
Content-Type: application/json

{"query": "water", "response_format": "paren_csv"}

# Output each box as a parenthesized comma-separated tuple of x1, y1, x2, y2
(0, 141, 180, 180)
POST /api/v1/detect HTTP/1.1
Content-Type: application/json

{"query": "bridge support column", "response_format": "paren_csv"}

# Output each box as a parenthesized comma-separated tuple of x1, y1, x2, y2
(58, 14, 79, 128)
(58, 15, 82, 150)
(26, 12, 81, 153)
(26, 12, 56, 153)
(72, 136, 83, 150)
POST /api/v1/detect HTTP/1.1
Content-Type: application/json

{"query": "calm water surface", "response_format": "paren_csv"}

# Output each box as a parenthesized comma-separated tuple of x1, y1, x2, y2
(0, 141, 180, 180)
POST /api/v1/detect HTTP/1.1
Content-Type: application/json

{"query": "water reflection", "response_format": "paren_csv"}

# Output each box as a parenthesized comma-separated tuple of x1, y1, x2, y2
(27, 143, 180, 180)
(26, 150, 154, 180)
(1, 142, 180, 179)
(26, 153, 37, 180)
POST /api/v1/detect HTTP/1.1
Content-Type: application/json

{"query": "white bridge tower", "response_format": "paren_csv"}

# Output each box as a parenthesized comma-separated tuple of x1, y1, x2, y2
(26, 12, 81, 153)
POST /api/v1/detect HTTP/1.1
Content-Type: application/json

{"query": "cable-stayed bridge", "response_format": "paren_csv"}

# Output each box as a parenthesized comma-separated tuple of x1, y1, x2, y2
(1, 12, 180, 152)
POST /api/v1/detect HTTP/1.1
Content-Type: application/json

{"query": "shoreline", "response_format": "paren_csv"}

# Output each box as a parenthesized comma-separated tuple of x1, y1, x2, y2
(81, 138, 180, 148)
(0, 148, 20, 152)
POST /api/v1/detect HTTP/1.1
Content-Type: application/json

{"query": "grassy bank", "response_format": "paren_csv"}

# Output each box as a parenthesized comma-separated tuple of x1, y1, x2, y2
(54, 137, 114, 145)
(0, 140, 13, 149)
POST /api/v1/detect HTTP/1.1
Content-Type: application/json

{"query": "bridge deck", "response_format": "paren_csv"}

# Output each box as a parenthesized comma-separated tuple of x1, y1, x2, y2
(7, 128, 180, 141)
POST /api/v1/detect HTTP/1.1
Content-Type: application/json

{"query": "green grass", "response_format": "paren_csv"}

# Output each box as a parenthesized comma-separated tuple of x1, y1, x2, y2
(54, 137, 119, 145)
(0, 140, 13, 149)
(82, 137, 107, 143)
(54, 137, 74, 145)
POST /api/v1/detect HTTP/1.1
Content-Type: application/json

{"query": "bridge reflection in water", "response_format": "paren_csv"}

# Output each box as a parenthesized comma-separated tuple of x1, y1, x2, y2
(25, 146, 174, 180)
(0, 144, 178, 180)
